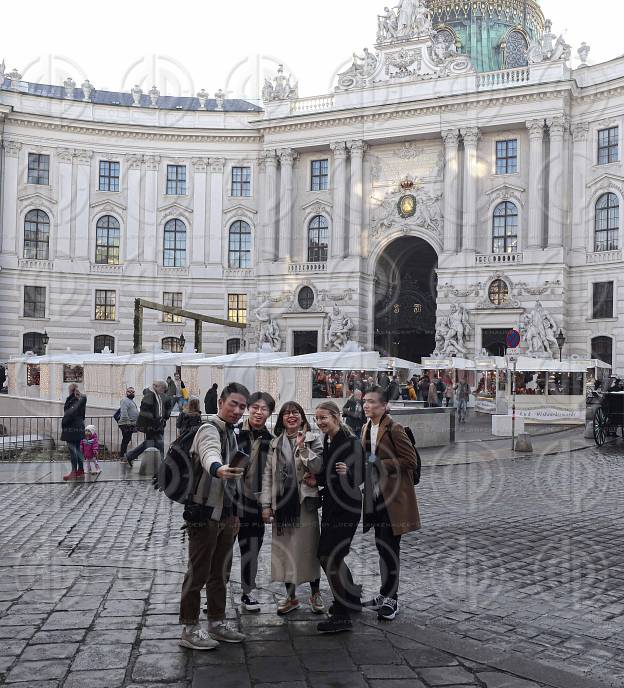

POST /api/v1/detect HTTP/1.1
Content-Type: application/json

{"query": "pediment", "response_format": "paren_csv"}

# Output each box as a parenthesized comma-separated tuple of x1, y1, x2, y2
(18, 192, 57, 206)
(586, 173, 624, 190)
(157, 202, 193, 219)
(223, 204, 258, 216)
(301, 199, 333, 212)
(484, 183, 525, 198)
(90, 198, 127, 213)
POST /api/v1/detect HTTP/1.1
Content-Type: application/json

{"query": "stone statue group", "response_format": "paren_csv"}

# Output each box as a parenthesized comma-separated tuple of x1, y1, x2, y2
(377, 0, 432, 42)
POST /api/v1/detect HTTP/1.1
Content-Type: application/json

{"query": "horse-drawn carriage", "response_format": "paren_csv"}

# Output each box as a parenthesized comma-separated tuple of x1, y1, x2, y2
(593, 391, 624, 446)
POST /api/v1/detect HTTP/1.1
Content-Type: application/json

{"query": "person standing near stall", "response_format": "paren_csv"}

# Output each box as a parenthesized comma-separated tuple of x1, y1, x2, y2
(62, 384, 87, 481)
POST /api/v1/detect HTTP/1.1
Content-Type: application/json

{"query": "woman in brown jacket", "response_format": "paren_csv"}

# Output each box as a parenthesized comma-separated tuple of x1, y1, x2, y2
(360, 386, 420, 621)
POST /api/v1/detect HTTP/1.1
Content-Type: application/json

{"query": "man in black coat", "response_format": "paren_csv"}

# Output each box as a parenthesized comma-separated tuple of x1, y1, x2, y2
(61, 384, 87, 480)
(204, 383, 218, 415)
(125, 380, 171, 467)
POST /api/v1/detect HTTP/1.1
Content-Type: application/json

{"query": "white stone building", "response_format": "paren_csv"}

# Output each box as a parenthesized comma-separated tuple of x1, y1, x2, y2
(0, 0, 621, 372)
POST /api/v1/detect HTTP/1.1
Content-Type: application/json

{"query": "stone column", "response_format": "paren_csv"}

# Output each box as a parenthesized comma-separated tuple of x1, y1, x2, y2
(547, 116, 567, 247)
(191, 158, 208, 265)
(571, 122, 590, 252)
(527, 119, 546, 249)
(442, 129, 460, 253)
(56, 148, 74, 259)
(348, 140, 366, 257)
(278, 148, 297, 261)
(330, 141, 348, 259)
(142, 155, 160, 263)
(461, 128, 480, 252)
(125, 154, 143, 263)
(261, 150, 278, 262)
(73, 149, 92, 260)
(1, 140, 21, 255)
(208, 157, 225, 264)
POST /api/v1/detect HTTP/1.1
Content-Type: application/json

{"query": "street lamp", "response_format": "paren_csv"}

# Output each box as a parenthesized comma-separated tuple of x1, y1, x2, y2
(41, 330, 50, 354)
(179, 332, 186, 351)
(556, 329, 566, 362)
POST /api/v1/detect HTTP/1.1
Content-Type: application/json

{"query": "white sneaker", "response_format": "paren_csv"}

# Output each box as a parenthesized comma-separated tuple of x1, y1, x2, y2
(179, 626, 219, 650)
(208, 621, 246, 643)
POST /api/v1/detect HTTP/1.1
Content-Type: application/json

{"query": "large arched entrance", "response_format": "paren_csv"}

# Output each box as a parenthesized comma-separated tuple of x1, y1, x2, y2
(374, 237, 438, 362)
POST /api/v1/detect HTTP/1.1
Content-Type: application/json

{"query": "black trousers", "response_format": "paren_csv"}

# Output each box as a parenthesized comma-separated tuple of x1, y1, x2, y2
(237, 497, 265, 595)
(119, 426, 134, 457)
(372, 500, 401, 600)
(318, 497, 362, 618)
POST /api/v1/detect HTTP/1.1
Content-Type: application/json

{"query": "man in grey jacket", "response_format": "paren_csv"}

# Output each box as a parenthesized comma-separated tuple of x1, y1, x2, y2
(179, 382, 250, 651)
(118, 387, 139, 458)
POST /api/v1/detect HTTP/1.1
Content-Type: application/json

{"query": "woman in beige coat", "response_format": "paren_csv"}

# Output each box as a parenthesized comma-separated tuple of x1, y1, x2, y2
(261, 401, 325, 616)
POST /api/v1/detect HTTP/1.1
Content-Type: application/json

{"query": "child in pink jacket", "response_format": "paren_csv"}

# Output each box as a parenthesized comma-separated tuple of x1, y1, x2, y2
(80, 425, 101, 475)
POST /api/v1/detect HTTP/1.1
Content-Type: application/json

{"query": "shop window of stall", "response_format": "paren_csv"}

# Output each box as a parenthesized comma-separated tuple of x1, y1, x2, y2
(548, 373, 584, 396)
(26, 364, 40, 387)
(63, 365, 84, 383)
(514, 371, 546, 395)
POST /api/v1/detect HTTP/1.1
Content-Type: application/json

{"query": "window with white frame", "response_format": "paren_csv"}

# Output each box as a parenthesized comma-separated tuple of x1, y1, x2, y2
(24, 286, 46, 319)
(95, 215, 121, 264)
(27, 153, 50, 185)
(166, 164, 187, 195)
(311, 159, 329, 191)
(94, 335, 115, 353)
(595, 193, 619, 252)
(95, 289, 116, 321)
(598, 127, 619, 165)
(228, 221, 252, 268)
(24, 210, 50, 260)
(495, 139, 518, 175)
(227, 294, 247, 324)
(592, 282, 614, 319)
(163, 292, 183, 323)
(231, 166, 252, 197)
(99, 161, 120, 191)
(492, 202, 518, 254)
(307, 215, 329, 262)
(163, 219, 187, 267)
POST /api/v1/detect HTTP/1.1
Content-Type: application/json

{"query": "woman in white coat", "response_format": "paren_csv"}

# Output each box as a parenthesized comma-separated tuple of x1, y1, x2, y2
(261, 401, 325, 616)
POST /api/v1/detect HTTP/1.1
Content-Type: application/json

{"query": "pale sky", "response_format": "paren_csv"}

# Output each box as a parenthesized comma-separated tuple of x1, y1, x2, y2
(4, 0, 619, 105)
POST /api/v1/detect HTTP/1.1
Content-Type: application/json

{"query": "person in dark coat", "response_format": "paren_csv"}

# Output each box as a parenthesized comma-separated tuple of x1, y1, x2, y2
(125, 381, 171, 467)
(342, 389, 365, 438)
(204, 383, 219, 415)
(176, 397, 203, 434)
(387, 375, 401, 402)
(309, 401, 364, 634)
(61, 384, 87, 481)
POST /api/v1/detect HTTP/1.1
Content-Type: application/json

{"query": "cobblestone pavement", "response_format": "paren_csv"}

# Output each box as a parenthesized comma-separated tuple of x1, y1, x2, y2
(1, 442, 623, 687)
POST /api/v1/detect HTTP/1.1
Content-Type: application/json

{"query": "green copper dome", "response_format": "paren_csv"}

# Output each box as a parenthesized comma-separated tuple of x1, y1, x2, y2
(428, 0, 546, 72)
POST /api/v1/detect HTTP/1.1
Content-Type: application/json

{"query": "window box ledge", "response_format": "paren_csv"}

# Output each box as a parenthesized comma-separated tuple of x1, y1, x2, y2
(586, 250, 622, 264)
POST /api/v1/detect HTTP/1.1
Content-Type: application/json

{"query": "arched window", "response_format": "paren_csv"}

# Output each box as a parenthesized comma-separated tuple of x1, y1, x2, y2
(22, 332, 46, 355)
(307, 215, 329, 263)
(595, 193, 619, 252)
(226, 338, 241, 355)
(228, 221, 252, 268)
(162, 336, 184, 353)
(163, 219, 187, 267)
(94, 335, 115, 353)
(95, 215, 121, 264)
(24, 210, 50, 260)
(298, 286, 315, 310)
(488, 279, 510, 306)
(591, 336, 613, 366)
(505, 30, 529, 68)
(492, 202, 518, 254)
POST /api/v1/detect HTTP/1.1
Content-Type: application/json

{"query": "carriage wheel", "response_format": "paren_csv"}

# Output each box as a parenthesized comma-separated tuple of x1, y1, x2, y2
(593, 407, 607, 447)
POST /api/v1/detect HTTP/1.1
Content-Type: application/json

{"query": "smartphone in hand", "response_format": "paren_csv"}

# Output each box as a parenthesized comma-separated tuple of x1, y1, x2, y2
(229, 450, 250, 471)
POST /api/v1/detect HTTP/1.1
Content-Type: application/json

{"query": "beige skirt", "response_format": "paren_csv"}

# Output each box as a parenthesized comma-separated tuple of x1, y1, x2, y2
(270, 504, 321, 585)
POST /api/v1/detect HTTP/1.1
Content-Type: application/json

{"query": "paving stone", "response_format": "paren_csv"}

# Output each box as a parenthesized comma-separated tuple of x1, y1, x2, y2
(63, 669, 126, 688)
(246, 640, 296, 657)
(248, 656, 305, 682)
(0, 639, 28, 656)
(477, 672, 542, 688)
(84, 628, 138, 644)
(72, 643, 132, 670)
(5, 658, 71, 682)
(30, 629, 86, 644)
(55, 595, 102, 611)
(254, 683, 307, 688)
(42, 610, 97, 630)
(369, 681, 427, 688)
(347, 639, 402, 664)
(300, 649, 357, 672)
(192, 665, 251, 688)
(101, 599, 146, 616)
(401, 646, 460, 668)
(418, 666, 479, 685)
(0, 626, 38, 640)
(307, 673, 368, 688)
(140, 624, 182, 640)
(191, 643, 245, 665)
(21, 643, 79, 661)
(133, 652, 188, 682)
(360, 664, 419, 679)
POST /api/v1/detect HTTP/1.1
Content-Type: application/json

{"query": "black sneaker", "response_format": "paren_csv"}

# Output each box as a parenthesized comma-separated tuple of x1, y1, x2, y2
(317, 616, 352, 634)
(329, 600, 362, 616)
(125, 455, 134, 468)
(377, 597, 398, 621)
(241, 593, 261, 612)
(362, 594, 384, 611)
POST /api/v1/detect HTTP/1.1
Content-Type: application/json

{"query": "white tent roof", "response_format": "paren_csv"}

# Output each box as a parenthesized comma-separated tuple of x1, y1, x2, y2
(421, 357, 476, 370)
(86, 351, 205, 366)
(9, 351, 117, 365)
(380, 357, 422, 373)
(181, 352, 289, 367)
(259, 350, 383, 370)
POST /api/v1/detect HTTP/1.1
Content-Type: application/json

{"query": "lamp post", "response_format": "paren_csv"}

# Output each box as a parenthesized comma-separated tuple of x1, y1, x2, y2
(179, 333, 186, 352)
(556, 329, 566, 362)
(41, 330, 50, 355)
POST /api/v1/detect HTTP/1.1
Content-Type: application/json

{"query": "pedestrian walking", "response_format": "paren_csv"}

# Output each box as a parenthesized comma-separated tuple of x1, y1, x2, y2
(342, 389, 365, 438)
(387, 375, 401, 402)
(177, 397, 203, 434)
(117, 387, 139, 458)
(125, 381, 171, 467)
(444, 378, 455, 407)
(406, 381, 417, 401)
(455, 377, 471, 424)
(61, 383, 87, 481)
(427, 379, 439, 407)
(235, 392, 275, 612)
(260, 402, 325, 616)
(81, 425, 101, 475)
(418, 375, 430, 403)
(435, 376, 446, 406)
(178, 382, 250, 650)
(313, 401, 364, 634)
(204, 383, 219, 415)
(361, 386, 421, 621)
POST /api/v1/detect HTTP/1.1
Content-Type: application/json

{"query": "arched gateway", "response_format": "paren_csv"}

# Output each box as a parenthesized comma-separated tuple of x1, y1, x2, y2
(374, 237, 438, 362)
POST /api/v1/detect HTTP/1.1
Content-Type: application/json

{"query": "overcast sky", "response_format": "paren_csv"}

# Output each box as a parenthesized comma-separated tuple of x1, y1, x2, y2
(4, 0, 619, 104)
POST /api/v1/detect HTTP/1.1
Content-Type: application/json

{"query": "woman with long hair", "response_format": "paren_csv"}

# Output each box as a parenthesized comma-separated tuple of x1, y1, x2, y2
(176, 397, 203, 434)
(260, 401, 325, 616)
(310, 401, 364, 633)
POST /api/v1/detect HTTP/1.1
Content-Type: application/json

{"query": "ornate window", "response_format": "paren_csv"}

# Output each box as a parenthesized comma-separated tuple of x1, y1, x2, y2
(23, 332, 46, 356)
(162, 336, 184, 353)
(95, 289, 116, 321)
(226, 338, 241, 354)
(298, 286, 315, 310)
(94, 335, 115, 353)
(27, 153, 50, 185)
(591, 336, 613, 366)
(311, 159, 329, 191)
(98, 161, 120, 191)
(504, 30, 528, 69)
(228, 294, 247, 324)
(595, 193, 619, 252)
(307, 215, 329, 263)
(24, 286, 46, 319)
(231, 166, 252, 197)
(492, 202, 518, 254)
(24, 209, 50, 260)
(488, 279, 510, 306)
(163, 292, 183, 323)
(95, 215, 121, 264)
(228, 221, 252, 268)
(495, 139, 518, 175)
(163, 219, 187, 267)
(598, 127, 619, 165)
(166, 164, 187, 195)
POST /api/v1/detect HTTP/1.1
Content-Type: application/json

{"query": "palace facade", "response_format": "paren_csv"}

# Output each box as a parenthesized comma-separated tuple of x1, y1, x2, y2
(0, 0, 621, 371)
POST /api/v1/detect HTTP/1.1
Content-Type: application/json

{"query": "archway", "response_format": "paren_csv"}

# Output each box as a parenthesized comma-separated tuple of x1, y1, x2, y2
(374, 237, 438, 362)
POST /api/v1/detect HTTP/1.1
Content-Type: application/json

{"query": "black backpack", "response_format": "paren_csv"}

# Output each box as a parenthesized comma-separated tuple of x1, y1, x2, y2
(155, 421, 225, 504)
(387, 421, 422, 486)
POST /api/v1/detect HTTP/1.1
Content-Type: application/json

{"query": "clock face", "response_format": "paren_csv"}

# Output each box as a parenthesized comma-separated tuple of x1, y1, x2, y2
(398, 194, 416, 219)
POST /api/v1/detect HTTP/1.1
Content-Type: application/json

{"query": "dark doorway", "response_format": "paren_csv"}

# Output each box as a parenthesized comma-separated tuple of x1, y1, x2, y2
(374, 237, 437, 363)
(482, 328, 508, 357)
(293, 331, 318, 356)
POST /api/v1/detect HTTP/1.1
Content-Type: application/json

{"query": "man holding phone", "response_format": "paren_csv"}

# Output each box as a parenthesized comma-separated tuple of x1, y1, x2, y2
(178, 382, 250, 651)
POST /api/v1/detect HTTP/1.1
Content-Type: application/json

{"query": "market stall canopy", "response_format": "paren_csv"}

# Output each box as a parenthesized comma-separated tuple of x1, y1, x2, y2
(9, 351, 117, 364)
(380, 357, 422, 374)
(514, 357, 609, 373)
(421, 357, 476, 370)
(260, 350, 387, 371)
(181, 352, 288, 367)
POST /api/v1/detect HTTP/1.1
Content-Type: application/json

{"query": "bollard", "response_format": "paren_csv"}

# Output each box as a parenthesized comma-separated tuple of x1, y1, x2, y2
(515, 433, 533, 453)
(139, 447, 161, 477)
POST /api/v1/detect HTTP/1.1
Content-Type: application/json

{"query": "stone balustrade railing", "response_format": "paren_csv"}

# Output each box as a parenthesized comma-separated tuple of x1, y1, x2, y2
(287, 262, 328, 273)
(476, 67, 531, 89)
(475, 253, 524, 264)
(586, 249, 622, 264)
(289, 94, 335, 115)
